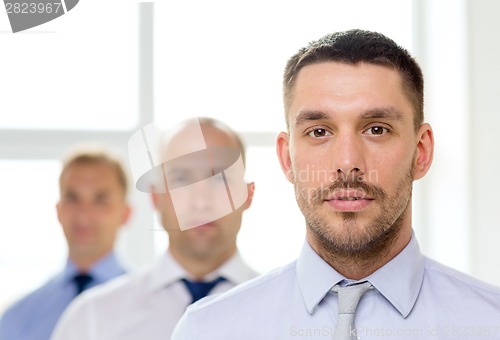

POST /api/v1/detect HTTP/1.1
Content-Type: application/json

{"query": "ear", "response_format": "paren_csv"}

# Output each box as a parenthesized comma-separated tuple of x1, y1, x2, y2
(413, 123, 434, 180)
(242, 182, 255, 210)
(149, 183, 163, 210)
(121, 204, 132, 226)
(55, 202, 62, 224)
(276, 131, 294, 183)
(151, 191, 160, 210)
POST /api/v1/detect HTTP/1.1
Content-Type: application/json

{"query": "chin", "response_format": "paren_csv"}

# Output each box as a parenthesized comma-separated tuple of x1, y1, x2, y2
(190, 247, 217, 259)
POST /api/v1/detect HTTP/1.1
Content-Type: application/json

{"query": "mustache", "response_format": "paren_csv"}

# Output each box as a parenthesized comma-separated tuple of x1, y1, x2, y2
(309, 178, 386, 204)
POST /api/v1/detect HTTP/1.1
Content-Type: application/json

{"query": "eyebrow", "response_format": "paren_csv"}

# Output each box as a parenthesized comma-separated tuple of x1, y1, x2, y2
(361, 107, 404, 121)
(294, 107, 404, 127)
(294, 111, 330, 126)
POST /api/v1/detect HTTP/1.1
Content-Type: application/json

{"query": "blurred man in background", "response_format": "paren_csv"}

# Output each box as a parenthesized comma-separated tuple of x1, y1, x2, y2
(51, 117, 258, 340)
(0, 148, 131, 340)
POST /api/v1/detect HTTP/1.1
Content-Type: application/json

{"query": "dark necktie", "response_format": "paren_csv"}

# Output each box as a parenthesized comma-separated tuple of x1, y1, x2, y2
(73, 273, 94, 295)
(181, 277, 225, 304)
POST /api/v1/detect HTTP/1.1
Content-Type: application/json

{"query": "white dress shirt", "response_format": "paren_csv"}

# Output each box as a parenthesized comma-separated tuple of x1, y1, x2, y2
(172, 234, 500, 340)
(51, 251, 258, 340)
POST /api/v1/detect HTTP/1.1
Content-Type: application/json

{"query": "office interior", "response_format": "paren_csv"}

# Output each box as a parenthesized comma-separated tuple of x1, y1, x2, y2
(1, 0, 499, 314)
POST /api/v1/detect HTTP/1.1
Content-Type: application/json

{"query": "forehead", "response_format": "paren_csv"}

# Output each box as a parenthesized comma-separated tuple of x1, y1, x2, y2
(61, 162, 120, 189)
(164, 123, 241, 158)
(289, 62, 412, 124)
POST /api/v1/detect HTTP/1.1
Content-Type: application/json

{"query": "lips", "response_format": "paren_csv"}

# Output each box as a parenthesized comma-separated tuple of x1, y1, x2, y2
(326, 190, 373, 211)
(328, 189, 372, 200)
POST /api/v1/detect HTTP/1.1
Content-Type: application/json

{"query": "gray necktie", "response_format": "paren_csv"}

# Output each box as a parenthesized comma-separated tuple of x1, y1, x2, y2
(331, 281, 372, 340)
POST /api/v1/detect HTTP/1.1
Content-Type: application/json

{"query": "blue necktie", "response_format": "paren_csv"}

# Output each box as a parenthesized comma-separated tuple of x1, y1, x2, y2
(73, 273, 93, 295)
(181, 277, 225, 304)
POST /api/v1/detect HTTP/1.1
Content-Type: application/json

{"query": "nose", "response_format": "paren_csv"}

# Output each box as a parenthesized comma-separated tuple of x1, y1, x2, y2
(332, 132, 366, 181)
(189, 176, 221, 212)
(74, 201, 93, 224)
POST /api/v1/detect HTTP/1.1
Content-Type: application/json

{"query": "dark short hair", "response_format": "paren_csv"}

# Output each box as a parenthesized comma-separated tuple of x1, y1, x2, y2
(59, 148, 128, 197)
(283, 29, 424, 130)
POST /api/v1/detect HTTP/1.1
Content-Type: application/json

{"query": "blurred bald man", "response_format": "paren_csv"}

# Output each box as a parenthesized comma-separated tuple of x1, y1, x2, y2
(52, 117, 258, 340)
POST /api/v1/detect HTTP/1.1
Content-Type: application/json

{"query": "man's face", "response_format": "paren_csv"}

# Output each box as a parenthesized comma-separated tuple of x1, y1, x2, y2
(56, 162, 129, 261)
(277, 62, 432, 254)
(153, 124, 254, 260)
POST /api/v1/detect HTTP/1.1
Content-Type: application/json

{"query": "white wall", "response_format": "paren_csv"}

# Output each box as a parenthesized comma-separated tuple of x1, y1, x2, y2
(468, 0, 500, 284)
(413, 0, 500, 285)
(412, 0, 471, 274)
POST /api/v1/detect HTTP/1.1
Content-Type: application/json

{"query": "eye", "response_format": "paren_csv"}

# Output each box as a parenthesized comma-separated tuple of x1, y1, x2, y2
(168, 171, 195, 188)
(63, 192, 78, 203)
(365, 126, 389, 135)
(95, 193, 110, 204)
(307, 128, 332, 138)
(170, 175, 189, 185)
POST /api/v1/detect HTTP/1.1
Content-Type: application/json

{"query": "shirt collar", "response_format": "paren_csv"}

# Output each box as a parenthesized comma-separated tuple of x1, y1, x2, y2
(296, 240, 344, 314)
(366, 234, 424, 317)
(148, 251, 187, 292)
(62, 251, 126, 284)
(148, 251, 257, 293)
(296, 233, 425, 317)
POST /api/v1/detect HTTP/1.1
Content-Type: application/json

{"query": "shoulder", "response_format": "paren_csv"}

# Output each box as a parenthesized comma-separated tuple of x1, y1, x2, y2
(188, 261, 296, 315)
(171, 262, 297, 340)
(1, 276, 59, 319)
(71, 265, 152, 311)
(51, 267, 153, 340)
(0, 275, 63, 338)
(59, 261, 155, 324)
(424, 257, 500, 298)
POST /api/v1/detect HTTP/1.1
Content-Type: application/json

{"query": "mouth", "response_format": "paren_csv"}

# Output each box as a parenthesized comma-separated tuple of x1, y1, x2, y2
(328, 189, 371, 199)
(325, 190, 374, 211)
(190, 222, 216, 231)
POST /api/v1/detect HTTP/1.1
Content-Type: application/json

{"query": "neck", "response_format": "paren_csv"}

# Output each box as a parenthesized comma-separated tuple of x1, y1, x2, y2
(69, 251, 109, 273)
(169, 247, 236, 281)
(308, 222, 412, 280)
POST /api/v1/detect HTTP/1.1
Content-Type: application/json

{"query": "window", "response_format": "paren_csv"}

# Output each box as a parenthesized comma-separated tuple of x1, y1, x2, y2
(0, 0, 138, 130)
(0, 0, 140, 314)
(0, 161, 65, 311)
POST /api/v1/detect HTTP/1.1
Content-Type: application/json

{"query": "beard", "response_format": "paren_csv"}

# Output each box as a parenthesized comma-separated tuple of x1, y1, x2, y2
(294, 161, 414, 259)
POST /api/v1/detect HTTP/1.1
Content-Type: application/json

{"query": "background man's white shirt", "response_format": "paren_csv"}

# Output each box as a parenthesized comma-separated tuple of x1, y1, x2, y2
(51, 251, 257, 340)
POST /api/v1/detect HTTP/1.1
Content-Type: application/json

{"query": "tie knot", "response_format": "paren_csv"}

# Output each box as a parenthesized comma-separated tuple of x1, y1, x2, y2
(332, 281, 372, 314)
(73, 273, 94, 295)
(181, 276, 225, 304)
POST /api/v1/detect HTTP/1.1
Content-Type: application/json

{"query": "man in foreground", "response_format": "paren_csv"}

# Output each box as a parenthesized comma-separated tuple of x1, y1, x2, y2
(172, 30, 500, 340)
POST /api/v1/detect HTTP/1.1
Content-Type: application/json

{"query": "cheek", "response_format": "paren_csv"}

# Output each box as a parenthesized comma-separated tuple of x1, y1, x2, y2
(98, 204, 125, 223)
(292, 152, 332, 187)
(158, 194, 176, 214)
(367, 148, 413, 187)
(160, 204, 176, 221)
